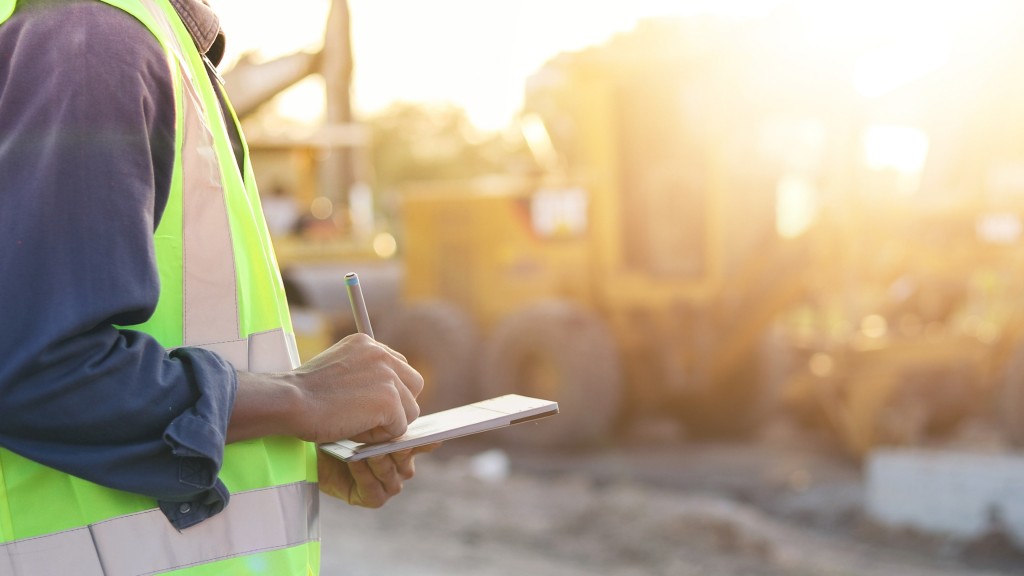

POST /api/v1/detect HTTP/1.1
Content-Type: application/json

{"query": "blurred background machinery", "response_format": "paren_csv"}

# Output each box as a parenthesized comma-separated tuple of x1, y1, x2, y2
(225, 1, 1024, 459)
(388, 13, 1024, 456)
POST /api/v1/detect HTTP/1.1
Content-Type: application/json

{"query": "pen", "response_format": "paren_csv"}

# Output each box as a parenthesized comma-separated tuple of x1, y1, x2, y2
(345, 272, 375, 339)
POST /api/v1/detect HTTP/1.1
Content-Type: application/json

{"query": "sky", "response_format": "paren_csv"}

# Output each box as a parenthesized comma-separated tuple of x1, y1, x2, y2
(207, 0, 783, 131)
(207, 0, 1001, 132)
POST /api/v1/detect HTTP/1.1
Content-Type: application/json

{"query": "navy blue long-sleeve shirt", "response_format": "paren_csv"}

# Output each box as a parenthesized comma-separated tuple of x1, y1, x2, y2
(0, 0, 238, 529)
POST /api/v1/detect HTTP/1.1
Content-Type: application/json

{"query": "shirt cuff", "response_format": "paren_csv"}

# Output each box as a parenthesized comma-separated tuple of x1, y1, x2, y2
(159, 347, 238, 528)
(158, 479, 230, 531)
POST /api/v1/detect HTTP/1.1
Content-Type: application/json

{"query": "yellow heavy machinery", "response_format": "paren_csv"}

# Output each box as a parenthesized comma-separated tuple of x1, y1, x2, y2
(382, 11, 1024, 455)
(386, 17, 829, 447)
(780, 16, 1024, 456)
(226, 3, 1024, 456)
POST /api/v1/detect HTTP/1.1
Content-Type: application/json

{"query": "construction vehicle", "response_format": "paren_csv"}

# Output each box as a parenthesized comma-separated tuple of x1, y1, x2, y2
(381, 11, 1024, 455)
(225, 3, 1024, 456)
(780, 17, 1024, 456)
(383, 17, 830, 448)
(219, 4, 817, 448)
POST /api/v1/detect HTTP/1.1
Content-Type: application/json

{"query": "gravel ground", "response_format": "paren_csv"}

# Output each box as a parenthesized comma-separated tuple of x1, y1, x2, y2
(319, 432, 1024, 576)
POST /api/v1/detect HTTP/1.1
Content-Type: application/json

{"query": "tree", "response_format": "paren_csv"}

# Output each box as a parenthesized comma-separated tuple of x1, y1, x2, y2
(366, 102, 532, 193)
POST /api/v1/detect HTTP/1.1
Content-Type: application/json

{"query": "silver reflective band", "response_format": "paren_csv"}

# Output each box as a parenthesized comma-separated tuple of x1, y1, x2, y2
(0, 482, 319, 576)
(137, 0, 246, 355)
(195, 328, 301, 373)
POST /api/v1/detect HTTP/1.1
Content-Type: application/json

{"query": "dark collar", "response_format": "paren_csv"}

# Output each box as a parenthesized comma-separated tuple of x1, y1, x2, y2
(168, 0, 225, 64)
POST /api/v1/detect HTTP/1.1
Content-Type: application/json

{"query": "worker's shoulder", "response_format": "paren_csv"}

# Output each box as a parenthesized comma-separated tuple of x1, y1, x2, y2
(2, 0, 169, 90)
(4, 0, 163, 56)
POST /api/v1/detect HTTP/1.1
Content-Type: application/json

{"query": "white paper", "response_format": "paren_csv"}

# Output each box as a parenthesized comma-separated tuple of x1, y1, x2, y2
(319, 394, 558, 462)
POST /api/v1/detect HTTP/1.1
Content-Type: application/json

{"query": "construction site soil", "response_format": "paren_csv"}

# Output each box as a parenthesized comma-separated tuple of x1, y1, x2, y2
(319, 419, 1024, 576)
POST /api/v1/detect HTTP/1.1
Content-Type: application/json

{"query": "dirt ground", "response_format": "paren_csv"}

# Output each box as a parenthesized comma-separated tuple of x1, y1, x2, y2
(319, 420, 1024, 576)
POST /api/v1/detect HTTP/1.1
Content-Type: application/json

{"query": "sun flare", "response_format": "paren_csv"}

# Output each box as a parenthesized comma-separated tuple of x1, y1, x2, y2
(210, 0, 1014, 131)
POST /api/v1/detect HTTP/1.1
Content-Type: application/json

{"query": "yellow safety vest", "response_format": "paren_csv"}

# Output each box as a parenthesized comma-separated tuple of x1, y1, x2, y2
(0, 0, 319, 574)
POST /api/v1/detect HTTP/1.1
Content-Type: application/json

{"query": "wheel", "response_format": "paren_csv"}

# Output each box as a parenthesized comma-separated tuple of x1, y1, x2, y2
(836, 343, 981, 459)
(479, 300, 622, 449)
(375, 301, 479, 414)
(676, 329, 782, 439)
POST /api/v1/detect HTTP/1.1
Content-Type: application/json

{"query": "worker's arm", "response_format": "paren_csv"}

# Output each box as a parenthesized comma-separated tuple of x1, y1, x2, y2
(0, 0, 428, 529)
(0, 1, 239, 530)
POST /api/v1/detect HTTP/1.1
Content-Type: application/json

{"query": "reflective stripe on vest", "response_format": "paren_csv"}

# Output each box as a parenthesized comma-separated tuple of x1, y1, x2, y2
(0, 1, 316, 574)
(125, 0, 299, 370)
(0, 482, 319, 576)
(146, 0, 297, 370)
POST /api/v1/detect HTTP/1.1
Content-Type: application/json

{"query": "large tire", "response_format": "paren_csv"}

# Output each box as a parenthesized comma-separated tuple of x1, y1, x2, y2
(676, 330, 782, 439)
(375, 301, 479, 414)
(479, 300, 622, 449)
(836, 343, 981, 458)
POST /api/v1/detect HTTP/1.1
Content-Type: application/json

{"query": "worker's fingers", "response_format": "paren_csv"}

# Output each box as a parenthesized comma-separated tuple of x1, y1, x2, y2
(361, 338, 423, 400)
(374, 340, 409, 364)
(390, 354, 424, 399)
(411, 442, 443, 455)
(389, 443, 442, 478)
(395, 372, 421, 424)
(388, 449, 416, 479)
(347, 459, 389, 508)
(367, 455, 404, 495)
(349, 371, 415, 444)
(317, 451, 357, 503)
(350, 420, 406, 445)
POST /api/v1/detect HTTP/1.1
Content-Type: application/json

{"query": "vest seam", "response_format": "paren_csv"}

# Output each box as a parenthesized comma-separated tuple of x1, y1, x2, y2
(249, 326, 288, 337)
(0, 525, 85, 547)
(178, 49, 191, 348)
(86, 524, 110, 575)
(224, 193, 241, 341)
(175, 336, 246, 348)
(177, 326, 287, 347)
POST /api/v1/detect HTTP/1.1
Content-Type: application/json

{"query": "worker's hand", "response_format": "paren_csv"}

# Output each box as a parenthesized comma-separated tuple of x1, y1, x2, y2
(317, 444, 441, 508)
(228, 333, 423, 445)
(289, 333, 424, 444)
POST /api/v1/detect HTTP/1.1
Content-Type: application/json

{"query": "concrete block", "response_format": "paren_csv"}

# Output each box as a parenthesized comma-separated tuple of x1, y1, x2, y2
(865, 448, 1024, 547)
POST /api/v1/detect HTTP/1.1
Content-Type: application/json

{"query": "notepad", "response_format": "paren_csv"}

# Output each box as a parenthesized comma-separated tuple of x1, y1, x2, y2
(319, 394, 559, 462)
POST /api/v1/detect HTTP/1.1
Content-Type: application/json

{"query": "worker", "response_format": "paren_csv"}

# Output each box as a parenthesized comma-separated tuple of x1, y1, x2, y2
(0, 0, 434, 574)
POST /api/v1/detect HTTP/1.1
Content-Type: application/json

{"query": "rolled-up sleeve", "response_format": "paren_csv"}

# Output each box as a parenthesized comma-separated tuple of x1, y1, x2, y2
(0, 2, 235, 529)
